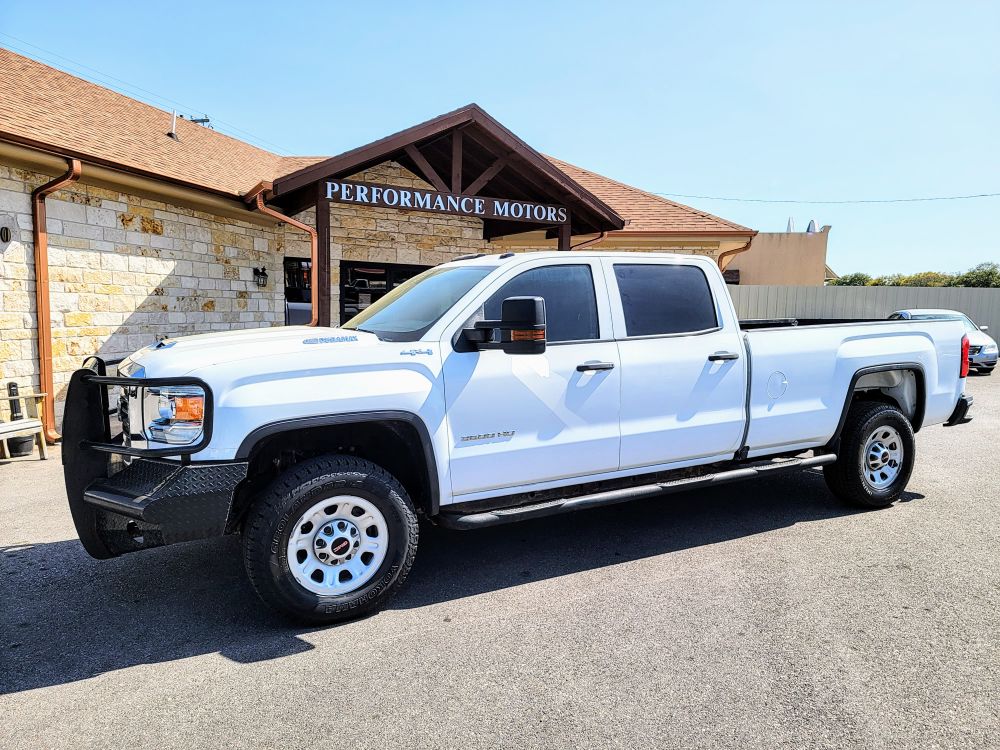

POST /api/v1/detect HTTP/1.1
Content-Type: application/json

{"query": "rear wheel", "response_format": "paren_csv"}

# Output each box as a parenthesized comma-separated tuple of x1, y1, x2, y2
(824, 401, 915, 508)
(242, 455, 418, 624)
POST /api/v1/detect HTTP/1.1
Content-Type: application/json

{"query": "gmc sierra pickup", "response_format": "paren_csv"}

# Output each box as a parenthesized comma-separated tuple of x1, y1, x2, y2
(62, 252, 974, 623)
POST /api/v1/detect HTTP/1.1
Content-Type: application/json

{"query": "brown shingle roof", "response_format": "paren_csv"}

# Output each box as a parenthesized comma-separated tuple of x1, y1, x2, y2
(0, 48, 752, 237)
(0, 47, 326, 196)
(545, 156, 753, 236)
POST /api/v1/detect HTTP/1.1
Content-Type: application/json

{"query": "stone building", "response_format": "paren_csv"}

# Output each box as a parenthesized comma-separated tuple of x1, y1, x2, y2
(0, 48, 757, 438)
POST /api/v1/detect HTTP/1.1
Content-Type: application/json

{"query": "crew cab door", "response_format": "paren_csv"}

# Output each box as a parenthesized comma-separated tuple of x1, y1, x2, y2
(442, 259, 621, 497)
(604, 258, 748, 469)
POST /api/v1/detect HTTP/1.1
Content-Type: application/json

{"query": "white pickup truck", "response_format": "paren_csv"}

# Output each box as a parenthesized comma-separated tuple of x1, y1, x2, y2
(62, 251, 974, 623)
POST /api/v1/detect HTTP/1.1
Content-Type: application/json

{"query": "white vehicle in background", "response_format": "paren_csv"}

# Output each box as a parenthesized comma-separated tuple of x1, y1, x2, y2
(889, 309, 997, 375)
(63, 252, 974, 624)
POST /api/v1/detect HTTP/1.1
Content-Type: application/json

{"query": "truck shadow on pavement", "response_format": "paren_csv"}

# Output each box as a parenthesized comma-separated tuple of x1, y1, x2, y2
(0, 469, 922, 694)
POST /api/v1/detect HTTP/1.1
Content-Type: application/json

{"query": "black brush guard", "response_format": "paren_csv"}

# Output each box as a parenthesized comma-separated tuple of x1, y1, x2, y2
(62, 357, 246, 559)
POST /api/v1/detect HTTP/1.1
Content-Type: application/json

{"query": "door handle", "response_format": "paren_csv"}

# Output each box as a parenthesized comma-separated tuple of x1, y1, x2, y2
(708, 351, 740, 362)
(576, 361, 616, 372)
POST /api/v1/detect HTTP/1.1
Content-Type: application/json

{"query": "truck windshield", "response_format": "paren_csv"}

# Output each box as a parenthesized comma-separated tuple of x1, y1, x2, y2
(342, 266, 493, 341)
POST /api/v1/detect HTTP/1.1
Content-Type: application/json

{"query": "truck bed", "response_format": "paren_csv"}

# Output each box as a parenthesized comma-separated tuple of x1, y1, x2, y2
(739, 316, 966, 458)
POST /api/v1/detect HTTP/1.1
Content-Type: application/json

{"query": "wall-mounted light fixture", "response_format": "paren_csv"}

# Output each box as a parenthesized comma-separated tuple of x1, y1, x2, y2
(253, 267, 268, 288)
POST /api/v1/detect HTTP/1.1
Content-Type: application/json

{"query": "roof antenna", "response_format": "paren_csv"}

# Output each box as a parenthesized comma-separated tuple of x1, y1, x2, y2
(167, 110, 179, 141)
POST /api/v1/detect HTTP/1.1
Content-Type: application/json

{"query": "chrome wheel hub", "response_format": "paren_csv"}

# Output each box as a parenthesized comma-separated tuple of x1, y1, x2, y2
(287, 495, 389, 595)
(862, 426, 903, 490)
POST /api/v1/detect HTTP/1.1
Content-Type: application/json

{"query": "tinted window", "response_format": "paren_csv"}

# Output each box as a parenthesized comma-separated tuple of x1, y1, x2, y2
(483, 265, 599, 343)
(614, 264, 718, 336)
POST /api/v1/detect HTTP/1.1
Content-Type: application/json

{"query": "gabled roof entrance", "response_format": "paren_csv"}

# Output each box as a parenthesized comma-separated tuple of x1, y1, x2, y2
(270, 104, 625, 243)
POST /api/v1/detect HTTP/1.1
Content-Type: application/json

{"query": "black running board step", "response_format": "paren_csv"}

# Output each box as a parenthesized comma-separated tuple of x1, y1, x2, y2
(438, 453, 837, 530)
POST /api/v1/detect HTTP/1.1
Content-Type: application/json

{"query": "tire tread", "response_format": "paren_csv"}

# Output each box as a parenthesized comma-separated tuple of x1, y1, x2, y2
(242, 454, 418, 624)
(824, 400, 914, 508)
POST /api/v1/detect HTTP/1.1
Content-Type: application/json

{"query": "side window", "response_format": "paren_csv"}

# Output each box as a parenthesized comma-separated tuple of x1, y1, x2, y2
(483, 265, 599, 343)
(614, 264, 718, 336)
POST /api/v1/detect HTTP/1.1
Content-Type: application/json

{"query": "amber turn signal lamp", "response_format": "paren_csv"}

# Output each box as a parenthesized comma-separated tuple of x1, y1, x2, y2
(511, 329, 545, 341)
(173, 396, 205, 422)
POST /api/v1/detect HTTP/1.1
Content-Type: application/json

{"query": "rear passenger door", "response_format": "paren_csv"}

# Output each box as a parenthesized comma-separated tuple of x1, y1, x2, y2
(606, 259, 748, 470)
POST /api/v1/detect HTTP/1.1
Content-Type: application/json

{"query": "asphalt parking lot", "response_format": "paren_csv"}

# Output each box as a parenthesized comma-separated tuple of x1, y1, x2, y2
(2, 375, 998, 749)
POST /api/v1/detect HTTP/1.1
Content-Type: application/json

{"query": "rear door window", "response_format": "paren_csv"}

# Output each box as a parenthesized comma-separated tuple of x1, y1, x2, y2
(614, 264, 718, 336)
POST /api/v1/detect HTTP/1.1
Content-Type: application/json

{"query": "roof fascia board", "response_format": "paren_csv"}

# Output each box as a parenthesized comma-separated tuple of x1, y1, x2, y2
(0, 130, 242, 201)
(272, 108, 474, 196)
(0, 138, 277, 227)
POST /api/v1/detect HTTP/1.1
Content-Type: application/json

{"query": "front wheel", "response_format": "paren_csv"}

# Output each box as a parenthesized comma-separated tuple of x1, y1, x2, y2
(824, 401, 915, 508)
(242, 455, 418, 624)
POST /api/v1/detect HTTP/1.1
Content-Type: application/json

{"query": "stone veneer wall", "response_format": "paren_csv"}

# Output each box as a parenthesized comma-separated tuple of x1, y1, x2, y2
(293, 161, 488, 320)
(0, 159, 487, 426)
(0, 162, 284, 425)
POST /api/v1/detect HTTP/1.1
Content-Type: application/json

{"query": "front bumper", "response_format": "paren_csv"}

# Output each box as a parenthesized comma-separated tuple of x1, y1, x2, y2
(969, 355, 997, 370)
(62, 358, 247, 559)
(944, 394, 974, 427)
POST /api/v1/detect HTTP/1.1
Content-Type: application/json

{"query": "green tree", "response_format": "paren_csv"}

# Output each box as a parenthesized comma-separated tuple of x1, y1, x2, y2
(828, 272, 872, 286)
(871, 274, 906, 286)
(899, 271, 954, 287)
(950, 262, 1000, 288)
(828, 264, 998, 287)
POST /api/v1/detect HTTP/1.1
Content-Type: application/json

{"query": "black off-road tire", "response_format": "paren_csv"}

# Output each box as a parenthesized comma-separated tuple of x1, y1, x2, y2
(242, 455, 418, 624)
(824, 401, 915, 508)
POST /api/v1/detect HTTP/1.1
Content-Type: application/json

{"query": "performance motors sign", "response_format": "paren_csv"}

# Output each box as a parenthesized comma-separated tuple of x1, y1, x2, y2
(325, 179, 569, 224)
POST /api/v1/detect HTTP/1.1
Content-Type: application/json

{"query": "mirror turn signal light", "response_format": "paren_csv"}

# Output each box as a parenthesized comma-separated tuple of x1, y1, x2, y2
(510, 329, 545, 341)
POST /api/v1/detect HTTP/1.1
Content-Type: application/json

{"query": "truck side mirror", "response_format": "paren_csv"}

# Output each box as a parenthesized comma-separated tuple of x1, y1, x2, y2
(462, 296, 547, 355)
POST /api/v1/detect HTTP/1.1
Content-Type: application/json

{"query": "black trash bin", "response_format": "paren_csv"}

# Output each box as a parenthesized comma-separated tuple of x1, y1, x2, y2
(6, 382, 35, 457)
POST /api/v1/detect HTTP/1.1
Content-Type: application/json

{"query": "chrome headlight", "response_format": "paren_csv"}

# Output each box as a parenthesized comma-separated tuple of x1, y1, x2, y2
(145, 385, 206, 445)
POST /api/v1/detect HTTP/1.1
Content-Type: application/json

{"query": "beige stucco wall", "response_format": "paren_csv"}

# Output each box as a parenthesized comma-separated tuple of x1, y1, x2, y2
(727, 227, 830, 286)
(0, 161, 286, 424)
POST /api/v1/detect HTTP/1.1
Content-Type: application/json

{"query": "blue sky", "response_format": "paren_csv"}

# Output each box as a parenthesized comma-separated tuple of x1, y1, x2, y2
(2, 1, 997, 275)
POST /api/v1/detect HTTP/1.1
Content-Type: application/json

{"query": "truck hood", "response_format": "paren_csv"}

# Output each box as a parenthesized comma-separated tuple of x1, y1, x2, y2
(120, 326, 391, 378)
(968, 328, 996, 348)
